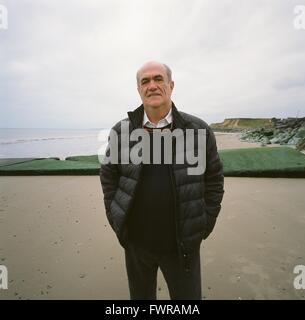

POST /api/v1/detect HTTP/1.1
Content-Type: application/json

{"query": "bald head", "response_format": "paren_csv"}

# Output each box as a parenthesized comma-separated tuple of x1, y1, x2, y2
(136, 61, 172, 86)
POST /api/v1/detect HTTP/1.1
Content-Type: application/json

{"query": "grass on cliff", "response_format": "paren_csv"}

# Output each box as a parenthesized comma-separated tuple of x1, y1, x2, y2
(211, 118, 272, 129)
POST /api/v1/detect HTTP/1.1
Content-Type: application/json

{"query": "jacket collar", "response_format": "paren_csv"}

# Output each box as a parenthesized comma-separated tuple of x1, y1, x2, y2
(127, 101, 187, 130)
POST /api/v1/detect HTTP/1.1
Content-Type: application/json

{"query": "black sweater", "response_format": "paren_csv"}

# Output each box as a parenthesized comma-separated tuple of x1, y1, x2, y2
(126, 124, 177, 253)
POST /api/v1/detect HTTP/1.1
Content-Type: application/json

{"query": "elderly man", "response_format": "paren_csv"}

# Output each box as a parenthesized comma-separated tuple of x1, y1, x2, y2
(100, 61, 224, 300)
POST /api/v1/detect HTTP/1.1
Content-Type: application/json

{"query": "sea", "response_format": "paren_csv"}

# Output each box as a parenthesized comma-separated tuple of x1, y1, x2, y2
(0, 128, 110, 160)
(0, 128, 236, 160)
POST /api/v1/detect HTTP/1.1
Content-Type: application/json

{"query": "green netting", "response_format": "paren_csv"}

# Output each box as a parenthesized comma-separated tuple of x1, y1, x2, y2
(1, 147, 304, 177)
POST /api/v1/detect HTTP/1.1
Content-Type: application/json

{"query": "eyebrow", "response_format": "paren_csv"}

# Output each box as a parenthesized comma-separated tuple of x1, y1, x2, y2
(140, 74, 164, 83)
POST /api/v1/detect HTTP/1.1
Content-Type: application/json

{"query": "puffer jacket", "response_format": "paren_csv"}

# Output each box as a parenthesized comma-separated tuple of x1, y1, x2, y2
(100, 103, 224, 272)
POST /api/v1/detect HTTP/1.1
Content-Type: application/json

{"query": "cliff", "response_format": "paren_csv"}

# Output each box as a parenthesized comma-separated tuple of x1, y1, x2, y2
(210, 118, 273, 131)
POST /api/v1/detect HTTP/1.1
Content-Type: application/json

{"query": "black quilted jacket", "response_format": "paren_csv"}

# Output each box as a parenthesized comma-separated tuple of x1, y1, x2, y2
(100, 103, 224, 272)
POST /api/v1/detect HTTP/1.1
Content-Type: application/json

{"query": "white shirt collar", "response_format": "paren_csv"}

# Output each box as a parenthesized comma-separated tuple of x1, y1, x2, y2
(143, 108, 173, 128)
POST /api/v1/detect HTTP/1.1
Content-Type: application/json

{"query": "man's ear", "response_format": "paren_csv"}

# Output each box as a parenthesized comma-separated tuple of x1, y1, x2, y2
(170, 81, 175, 90)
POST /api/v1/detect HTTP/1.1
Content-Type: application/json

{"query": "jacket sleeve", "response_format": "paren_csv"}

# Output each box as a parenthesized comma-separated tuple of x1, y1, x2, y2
(99, 142, 120, 233)
(203, 127, 224, 239)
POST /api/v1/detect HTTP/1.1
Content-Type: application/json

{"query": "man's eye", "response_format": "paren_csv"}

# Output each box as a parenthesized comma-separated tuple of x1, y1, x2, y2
(141, 80, 148, 85)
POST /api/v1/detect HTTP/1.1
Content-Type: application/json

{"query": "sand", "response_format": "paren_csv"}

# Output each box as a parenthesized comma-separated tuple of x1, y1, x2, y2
(1, 177, 305, 300)
(0, 134, 304, 300)
(215, 132, 282, 150)
(215, 132, 260, 150)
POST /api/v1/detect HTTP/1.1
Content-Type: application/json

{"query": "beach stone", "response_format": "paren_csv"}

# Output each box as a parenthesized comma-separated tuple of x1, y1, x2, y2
(280, 133, 292, 143)
(296, 138, 305, 151)
(240, 133, 248, 140)
(240, 117, 305, 148)
(287, 137, 300, 145)
(270, 137, 280, 144)
(263, 130, 273, 137)
(260, 136, 271, 146)
(295, 128, 305, 138)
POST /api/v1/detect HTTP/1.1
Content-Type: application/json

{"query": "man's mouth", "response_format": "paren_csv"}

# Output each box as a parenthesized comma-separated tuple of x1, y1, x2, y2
(148, 93, 161, 97)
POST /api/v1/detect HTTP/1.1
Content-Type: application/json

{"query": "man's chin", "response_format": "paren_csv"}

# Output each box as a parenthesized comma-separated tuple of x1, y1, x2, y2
(145, 103, 162, 109)
(144, 99, 162, 108)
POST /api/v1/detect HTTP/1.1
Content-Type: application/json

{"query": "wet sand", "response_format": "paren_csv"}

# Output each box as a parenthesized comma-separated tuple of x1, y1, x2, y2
(1, 176, 304, 300)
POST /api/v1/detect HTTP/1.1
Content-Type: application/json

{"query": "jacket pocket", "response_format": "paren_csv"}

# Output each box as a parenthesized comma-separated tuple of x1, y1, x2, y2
(203, 214, 217, 240)
(201, 199, 216, 240)
(118, 226, 129, 249)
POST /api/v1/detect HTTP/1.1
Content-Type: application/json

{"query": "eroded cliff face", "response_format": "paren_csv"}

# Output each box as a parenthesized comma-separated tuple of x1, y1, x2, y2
(210, 118, 273, 131)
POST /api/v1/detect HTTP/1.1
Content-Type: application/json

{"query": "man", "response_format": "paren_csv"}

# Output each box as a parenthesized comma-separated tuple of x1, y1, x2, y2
(100, 61, 224, 300)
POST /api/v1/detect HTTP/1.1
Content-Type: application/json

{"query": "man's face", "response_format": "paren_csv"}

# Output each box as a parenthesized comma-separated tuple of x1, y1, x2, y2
(137, 64, 174, 109)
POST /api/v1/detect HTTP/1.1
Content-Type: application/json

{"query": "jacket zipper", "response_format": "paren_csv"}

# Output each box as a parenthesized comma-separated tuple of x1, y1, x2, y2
(169, 163, 190, 273)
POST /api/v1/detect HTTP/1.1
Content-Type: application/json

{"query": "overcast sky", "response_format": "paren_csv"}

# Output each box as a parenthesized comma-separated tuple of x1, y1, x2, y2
(1, 0, 305, 129)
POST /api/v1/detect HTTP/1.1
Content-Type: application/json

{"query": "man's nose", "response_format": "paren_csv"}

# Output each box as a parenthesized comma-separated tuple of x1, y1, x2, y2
(147, 80, 158, 91)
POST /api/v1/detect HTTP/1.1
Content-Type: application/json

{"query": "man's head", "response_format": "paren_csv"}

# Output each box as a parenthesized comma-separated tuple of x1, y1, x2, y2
(136, 61, 174, 111)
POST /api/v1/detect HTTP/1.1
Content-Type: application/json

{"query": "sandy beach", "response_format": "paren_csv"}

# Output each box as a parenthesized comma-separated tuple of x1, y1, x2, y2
(1, 134, 304, 300)
(215, 132, 283, 150)
(215, 132, 260, 150)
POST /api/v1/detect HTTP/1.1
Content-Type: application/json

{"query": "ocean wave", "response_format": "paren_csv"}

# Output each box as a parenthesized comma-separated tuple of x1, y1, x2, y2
(0, 134, 101, 145)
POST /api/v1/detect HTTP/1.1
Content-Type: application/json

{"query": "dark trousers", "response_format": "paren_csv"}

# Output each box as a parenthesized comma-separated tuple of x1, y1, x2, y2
(124, 244, 202, 300)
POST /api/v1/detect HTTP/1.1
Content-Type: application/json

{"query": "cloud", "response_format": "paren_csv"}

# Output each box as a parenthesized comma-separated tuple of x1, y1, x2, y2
(0, 0, 304, 128)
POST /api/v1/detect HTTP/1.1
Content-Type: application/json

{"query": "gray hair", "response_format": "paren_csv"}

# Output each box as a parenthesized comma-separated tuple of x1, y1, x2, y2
(136, 63, 172, 85)
(163, 63, 172, 82)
